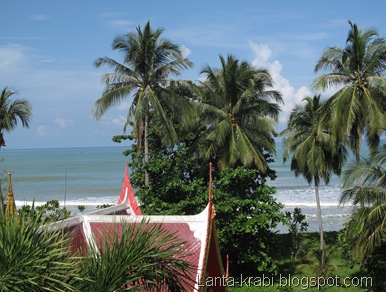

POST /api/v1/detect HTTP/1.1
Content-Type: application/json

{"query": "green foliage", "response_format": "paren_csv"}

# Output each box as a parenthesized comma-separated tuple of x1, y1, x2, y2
(285, 208, 308, 234)
(337, 228, 358, 269)
(340, 147, 386, 261)
(0, 210, 83, 291)
(213, 166, 285, 276)
(197, 54, 282, 172)
(77, 218, 194, 292)
(0, 87, 32, 148)
(129, 136, 286, 276)
(364, 241, 386, 292)
(285, 208, 308, 259)
(112, 134, 133, 144)
(314, 21, 386, 156)
(121, 103, 289, 276)
(96, 204, 114, 209)
(281, 95, 346, 185)
(229, 232, 367, 291)
(93, 21, 193, 176)
(297, 248, 336, 279)
(0, 185, 5, 216)
(18, 200, 71, 224)
(281, 95, 347, 274)
(0, 206, 194, 291)
(128, 128, 209, 215)
(77, 205, 86, 212)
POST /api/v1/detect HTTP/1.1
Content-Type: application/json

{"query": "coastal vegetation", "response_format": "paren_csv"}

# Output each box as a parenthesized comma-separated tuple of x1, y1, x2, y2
(120, 49, 287, 275)
(195, 54, 283, 172)
(313, 21, 386, 165)
(0, 208, 194, 291)
(93, 21, 193, 187)
(229, 231, 367, 291)
(340, 146, 386, 262)
(0, 86, 32, 216)
(280, 95, 347, 272)
(0, 87, 32, 149)
(105, 20, 385, 289)
(0, 211, 81, 291)
(127, 135, 286, 275)
(1, 19, 386, 291)
(75, 218, 194, 292)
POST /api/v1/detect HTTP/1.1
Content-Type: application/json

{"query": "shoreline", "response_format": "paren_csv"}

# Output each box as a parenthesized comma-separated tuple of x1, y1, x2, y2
(16, 196, 351, 234)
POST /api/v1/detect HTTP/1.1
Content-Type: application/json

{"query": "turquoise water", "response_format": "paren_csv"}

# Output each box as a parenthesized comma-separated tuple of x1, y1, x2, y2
(0, 143, 371, 232)
(0, 146, 128, 209)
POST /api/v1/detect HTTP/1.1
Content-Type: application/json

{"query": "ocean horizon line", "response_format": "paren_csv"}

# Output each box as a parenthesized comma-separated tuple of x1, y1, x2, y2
(0, 144, 132, 152)
(3, 137, 384, 151)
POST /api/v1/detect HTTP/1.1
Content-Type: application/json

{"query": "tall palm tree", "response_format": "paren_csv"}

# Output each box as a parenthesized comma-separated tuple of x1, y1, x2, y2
(340, 147, 386, 261)
(0, 87, 32, 148)
(281, 95, 347, 270)
(93, 21, 193, 186)
(313, 21, 386, 167)
(197, 54, 282, 172)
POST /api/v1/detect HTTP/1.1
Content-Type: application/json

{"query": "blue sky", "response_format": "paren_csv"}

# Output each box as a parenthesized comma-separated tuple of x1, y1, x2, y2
(2, 0, 386, 149)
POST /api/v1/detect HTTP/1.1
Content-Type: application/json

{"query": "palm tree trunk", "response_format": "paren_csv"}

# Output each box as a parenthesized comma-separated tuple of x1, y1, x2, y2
(144, 115, 150, 187)
(355, 150, 365, 208)
(314, 175, 325, 273)
(352, 131, 365, 208)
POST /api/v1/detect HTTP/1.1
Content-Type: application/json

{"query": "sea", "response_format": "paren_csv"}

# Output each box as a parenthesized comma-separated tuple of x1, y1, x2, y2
(0, 142, 367, 233)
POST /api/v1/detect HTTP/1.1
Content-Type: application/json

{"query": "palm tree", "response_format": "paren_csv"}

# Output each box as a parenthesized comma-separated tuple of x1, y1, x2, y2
(313, 21, 386, 167)
(281, 95, 346, 271)
(340, 147, 386, 261)
(0, 87, 32, 148)
(93, 21, 193, 186)
(0, 212, 84, 291)
(197, 54, 282, 172)
(76, 219, 193, 291)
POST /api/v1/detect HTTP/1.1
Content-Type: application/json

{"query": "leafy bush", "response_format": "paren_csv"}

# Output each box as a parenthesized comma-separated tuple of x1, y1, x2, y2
(214, 167, 285, 276)
(285, 207, 308, 259)
(364, 241, 386, 292)
(18, 199, 70, 224)
(128, 139, 286, 277)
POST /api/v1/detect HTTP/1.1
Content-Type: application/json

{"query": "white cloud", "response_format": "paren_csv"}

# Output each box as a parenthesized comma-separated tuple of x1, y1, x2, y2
(180, 45, 192, 58)
(100, 12, 127, 18)
(29, 14, 49, 21)
(99, 11, 131, 30)
(281, 32, 328, 41)
(321, 18, 348, 28)
(117, 102, 130, 111)
(112, 115, 127, 127)
(97, 114, 127, 128)
(0, 45, 27, 69)
(54, 117, 74, 128)
(249, 42, 271, 65)
(170, 23, 245, 49)
(249, 41, 312, 126)
(108, 20, 131, 29)
(37, 125, 52, 137)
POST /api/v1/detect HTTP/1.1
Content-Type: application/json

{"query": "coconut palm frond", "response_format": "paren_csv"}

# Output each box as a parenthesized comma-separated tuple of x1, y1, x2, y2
(0, 87, 32, 148)
(197, 54, 281, 171)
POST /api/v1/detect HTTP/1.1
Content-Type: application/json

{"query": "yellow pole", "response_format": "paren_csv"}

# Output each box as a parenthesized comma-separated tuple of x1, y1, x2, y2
(5, 172, 19, 224)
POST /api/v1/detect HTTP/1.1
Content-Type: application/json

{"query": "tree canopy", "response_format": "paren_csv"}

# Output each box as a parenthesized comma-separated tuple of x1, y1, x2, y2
(0, 87, 32, 148)
(197, 54, 283, 172)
